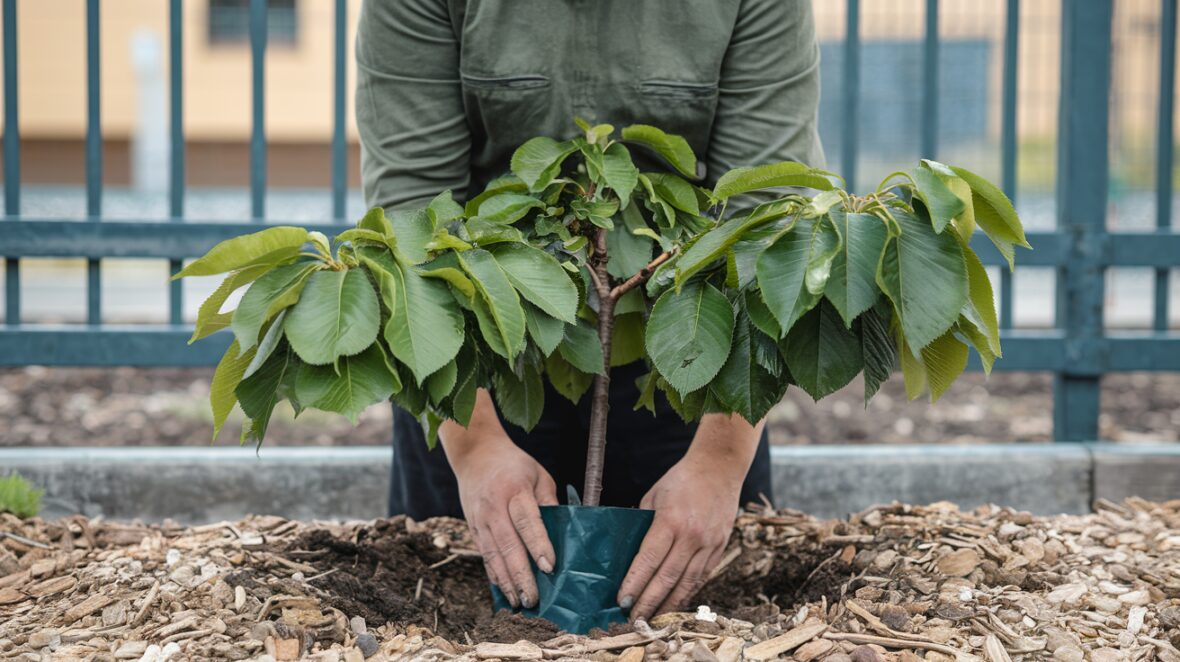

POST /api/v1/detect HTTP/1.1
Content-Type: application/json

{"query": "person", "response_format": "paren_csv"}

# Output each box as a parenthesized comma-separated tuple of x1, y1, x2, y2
(355, 0, 824, 622)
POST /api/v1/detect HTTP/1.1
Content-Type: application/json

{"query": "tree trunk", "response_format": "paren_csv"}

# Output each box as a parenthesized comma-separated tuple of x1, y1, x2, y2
(582, 230, 614, 507)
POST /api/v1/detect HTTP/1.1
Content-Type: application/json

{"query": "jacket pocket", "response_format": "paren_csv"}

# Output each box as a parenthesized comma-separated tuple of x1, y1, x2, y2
(638, 80, 719, 100)
(460, 72, 551, 91)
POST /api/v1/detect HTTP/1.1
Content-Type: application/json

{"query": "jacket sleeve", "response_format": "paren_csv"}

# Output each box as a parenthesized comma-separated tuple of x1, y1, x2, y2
(705, 0, 826, 188)
(356, 0, 471, 210)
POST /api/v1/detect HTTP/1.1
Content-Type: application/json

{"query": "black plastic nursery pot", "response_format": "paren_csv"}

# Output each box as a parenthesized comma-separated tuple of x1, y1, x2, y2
(491, 504, 654, 634)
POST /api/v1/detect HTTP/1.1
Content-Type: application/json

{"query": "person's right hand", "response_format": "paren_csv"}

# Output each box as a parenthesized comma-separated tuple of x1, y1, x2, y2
(446, 427, 558, 610)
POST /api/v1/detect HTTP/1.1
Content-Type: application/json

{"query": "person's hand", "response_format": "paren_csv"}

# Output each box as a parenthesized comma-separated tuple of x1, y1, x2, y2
(448, 429, 558, 610)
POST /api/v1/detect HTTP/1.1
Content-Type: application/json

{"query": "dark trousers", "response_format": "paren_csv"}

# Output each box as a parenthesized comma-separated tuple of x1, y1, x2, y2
(389, 361, 774, 520)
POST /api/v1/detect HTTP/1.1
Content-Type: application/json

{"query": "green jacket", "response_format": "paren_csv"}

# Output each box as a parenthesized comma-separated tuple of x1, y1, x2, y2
(356, 0, 824, 209)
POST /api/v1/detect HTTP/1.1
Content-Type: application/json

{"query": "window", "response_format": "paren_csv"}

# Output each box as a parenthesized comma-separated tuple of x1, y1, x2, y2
(208, 0, 297, 46)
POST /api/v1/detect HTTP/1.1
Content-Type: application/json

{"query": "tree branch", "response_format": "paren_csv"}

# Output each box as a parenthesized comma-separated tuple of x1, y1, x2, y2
(609, 250, 676, 300)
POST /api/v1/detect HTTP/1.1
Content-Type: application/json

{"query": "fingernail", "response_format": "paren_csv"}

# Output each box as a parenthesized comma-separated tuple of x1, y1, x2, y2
(506, 591, 518, 608)
(538, 557, 554, 574)
(620, 595, 634, 609)
(519, 591, 533, 609)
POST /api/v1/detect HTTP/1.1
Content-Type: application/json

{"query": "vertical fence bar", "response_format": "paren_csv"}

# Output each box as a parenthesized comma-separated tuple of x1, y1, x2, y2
(169, 0, 184, 324)
(1000, 0, 1020, 330)
(842, 0, 860, 192)
(1053, 0, 1112, 441)
(1156, 0, 1176, 332)
(3, 0, 18, 325)
(332, 0, 347, 221)
(250, 0, 266, 220)
(86, 0, 102, 326)
(921, 0, 939, 158)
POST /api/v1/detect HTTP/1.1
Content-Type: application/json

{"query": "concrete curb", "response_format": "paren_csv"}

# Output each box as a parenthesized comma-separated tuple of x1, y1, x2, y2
(2, 443, 1177, 523)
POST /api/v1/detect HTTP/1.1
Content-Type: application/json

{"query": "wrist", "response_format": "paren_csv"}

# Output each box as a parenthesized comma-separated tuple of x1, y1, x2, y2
(682, 414, 763, 485)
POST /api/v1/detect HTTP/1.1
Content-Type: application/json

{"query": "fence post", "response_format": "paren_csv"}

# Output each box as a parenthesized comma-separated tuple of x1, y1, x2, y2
(1053, 1, 1113, 441)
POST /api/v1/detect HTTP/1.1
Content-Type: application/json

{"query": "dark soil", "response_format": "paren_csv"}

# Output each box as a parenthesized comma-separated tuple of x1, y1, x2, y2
(252, 516, 859, 643)
(4, 366, 1178, 446)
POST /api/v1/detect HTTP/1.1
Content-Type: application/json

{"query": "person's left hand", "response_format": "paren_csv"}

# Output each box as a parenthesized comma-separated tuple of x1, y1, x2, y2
(615, 452, 744, 621)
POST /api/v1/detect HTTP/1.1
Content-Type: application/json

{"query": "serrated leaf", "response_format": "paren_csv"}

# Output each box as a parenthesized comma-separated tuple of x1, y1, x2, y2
(464, 176, 529, 217)
(211, 339, 256, 441)
(780, 298, 862, 400)
(644, 173, 700, 215)
(285, 269, 380, 366)
(357, 207, 393, 235)
(545, 352, 594, 404)
(712, 315, 788, 421)
(746, 289, 782, 338)
(607, 203, 655, 279)
(451, 362, 479, 426)
(610, 312, 646, 367)
(646, 282, 734, 394)
(236, 343, 297, 445)
(876, 209, 968, 350)
(621, 124, 698, 178)
(190, 264, 272, 343)
(712, 162, 833, 202)
(174, 226, 309, 279)
(389, 208, 434, 264)
(524, 302, 566, 356)
(911, 163, 966, 233)
(558, 320, 605, 375)
(860, 304, 896, 404)
(511, 137, 578, 191)
(417, 255, 477, 302)
(896, 327, 928, 401)
(675, 200, 795, 286)
(231, 262, 317, 354)
(825, 210, 887, 327)
(243, 309, 288, 380)
(755, 216, 840, 336)
(920, 330, 969, 401)
(956, 314, 997, 375)
(961, 243, 1001, 355)
(490, 243, 578, 323)
(460, 248, 527, 359)
(427, 190, 464, 225)
(294, 344, 400, 424)
(602, 142, 639, 203)
(425, 359, 458, 404)
(370, 257, 464, 383)
(473, 193, 546, 224)
(950, 165, 1030, 270)
(492, 363, 544, 430)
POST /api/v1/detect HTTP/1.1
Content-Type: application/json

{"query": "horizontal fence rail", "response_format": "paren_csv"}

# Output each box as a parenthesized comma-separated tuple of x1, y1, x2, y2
(0, 0, 1177, 443)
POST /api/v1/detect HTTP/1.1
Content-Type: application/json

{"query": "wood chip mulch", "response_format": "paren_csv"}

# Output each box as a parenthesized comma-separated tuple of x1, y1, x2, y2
(1, 498, 1177, 662)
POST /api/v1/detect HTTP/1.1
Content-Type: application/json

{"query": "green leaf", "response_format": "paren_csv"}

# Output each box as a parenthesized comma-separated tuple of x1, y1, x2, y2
(236, 343, 298, 445)
(825, 211, 887, 327)
(231, 263, 317, 353)
(451, 362, 479, 426)
(243, 309, 289, 380)
(464, 176, 529, 217)
(621, 124, 698, 178)
(956, 314, 997, 375)
(190, 264, 272, 343)
(675, 200, 794, 286)
(712, 315, 788, 422)
(524, 302, 566, 356)
(712, 162, 833, 202)
(460, 249, 527, 359)
(645, 282, 735, 394)
(644, 173, 700, 215)
(911, 163, 966, 233)
(473, 193, 546, 224)
(896, 328, 928, 401)
(606, 203, 654, 279)
(545, 352, 594, 404)
(610, 312, 646, 367)
(746, 290, 782, 339)
(728, 216, 793, 290)
(370, 257, 464, 383)
(492, 363, 544, 430)
(284, 268, 381, 366)
(961, 243, 1001, 356)
(558, 320, 605, 375)
(780, 298, 862, 400)
(660, 379, 707, 421)
(174, 226, 309, 279)
(357, 207, 393, 235)
(465, 218, 525, 245)
(490, 243, 578, 323)
(425, 359, 458, 405)
(511, 137, 577, 191)
(210, 339, 256, 441)
(389, 208, 434, 264)
(427, 190, 465, 225)
(860, 304, 896, 404)
(876, 209, 968, 350)
(417, 256, 477, 301)
(755, 216, 840, 336)
(602, 142, 639, 203)
(920, 330, 969, 402)
(950, 165, 1030, 270)
(295, 344, 400, 424)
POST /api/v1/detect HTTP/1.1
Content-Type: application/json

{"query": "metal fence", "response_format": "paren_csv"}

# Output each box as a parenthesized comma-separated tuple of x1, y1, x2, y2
(0, 0, 1178, 442)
